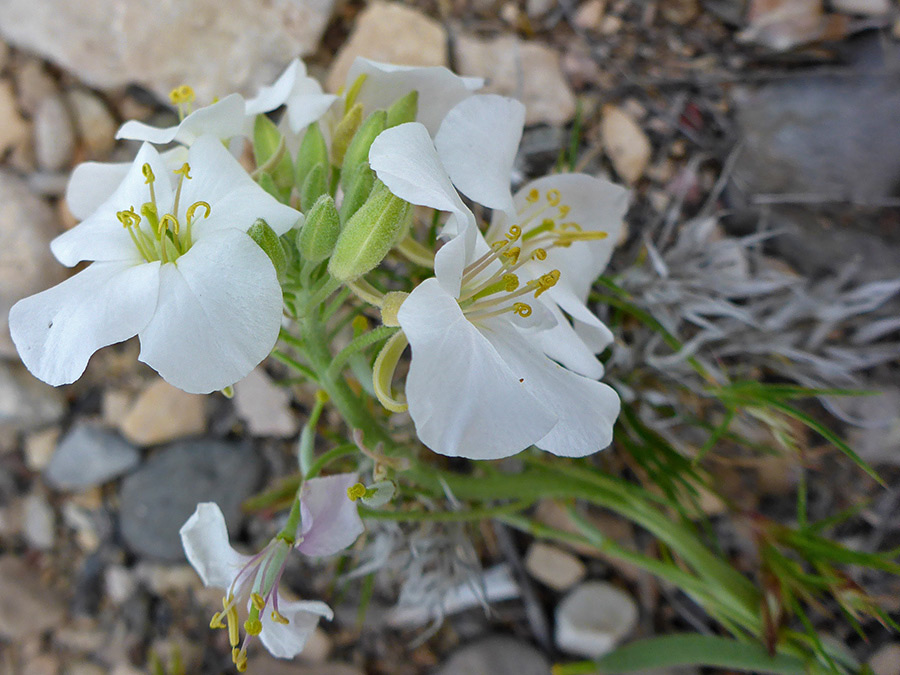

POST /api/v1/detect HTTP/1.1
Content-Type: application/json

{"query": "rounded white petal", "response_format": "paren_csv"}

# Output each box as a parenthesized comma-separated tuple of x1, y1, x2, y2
(180, 135, 301, 238)
(65, 160, 131, 220)
(346, 57, 483, 135)
(115, 119, 181, 145)
(245, 59, 305, 115)
(296, 473, 365, 558)
(285, 90, 339, 134)
(116, 94, 247, 145)
(137, 229, 282, 394)
(398, 278, 556, 459)
(259, 597, 333, 659)
(180, 502, 251, 590)
(486, 322, 620, 457)
(529, 302, 606, 380)
(435, 95, 524, 216)
(9, 260, 160, 386)
(53, 143, 174, 266)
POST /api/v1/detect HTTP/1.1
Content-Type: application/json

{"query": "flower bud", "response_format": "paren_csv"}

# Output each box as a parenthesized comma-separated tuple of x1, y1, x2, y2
(300, 162, 328, 212)
(339, 161, 375, 224)
(252, 115, 293, 192)
(256, 171, 282, 201)
(328, 183, 411, 282)
(295, 123, 328, 190)
(247, 218, 287, 279)
(331, 102, 363, 166)
(340, 109, 386, 192)
(386, 90, 419, 128)
(298, 194, 341, 263)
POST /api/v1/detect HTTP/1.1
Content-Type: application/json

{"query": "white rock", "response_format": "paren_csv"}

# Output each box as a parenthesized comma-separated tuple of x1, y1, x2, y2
(524, 542, 586, 591)
(13, 58, 56, 115)
(870, 643, 900, 675)
(0, 0, 337, 104)
(104, 565, 138, 605)
(555, 581, 638, 658)
(33, 93, 76, 171)
(66, 88, 117, 158)
(23, 493, 55, 550)
(233, 367, 297, 437)
(0, 79, 28, 156)
(119, 380, 206, 446)
(601, 104, 651, 184)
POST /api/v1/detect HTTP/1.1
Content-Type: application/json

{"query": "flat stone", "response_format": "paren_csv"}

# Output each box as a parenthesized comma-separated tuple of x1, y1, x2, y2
(23, 427, 60, 471)
(326, 2, 447, 93)
(0, 361, 66, 434)
(119, 380, 206, 446)
(119, 439, 263, 560)
(13, 58, 57, 116)
(0, 78, 28, 156)
(833, 0, 891, 14)
(0, 556, 66, 640)
(524, 542, 586, 591)
(573, 0, 606, 31)
(33, 93, 76, 171)
(601, 104, 651, 184)
(434, 636, 550, 675)
(45, 424, 140, 490)
(233, 367, 297, 438)
(0, 0, 336, 104)
(870, 643, 900, 675)
(21, 655, 59, 675)
(454, 33, 576, 126)
(66, 88, 117, 159)
(0, 170, 66, 358)
(555, 581, 638, 658)
(23, 493, 55, 550)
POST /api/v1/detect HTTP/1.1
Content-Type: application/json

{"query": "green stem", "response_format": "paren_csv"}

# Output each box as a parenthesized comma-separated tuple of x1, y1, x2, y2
(277, 489, 303, 541)
(326, 325, 398, 380)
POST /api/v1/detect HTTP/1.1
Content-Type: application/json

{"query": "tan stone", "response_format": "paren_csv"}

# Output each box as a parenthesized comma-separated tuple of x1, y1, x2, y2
(23, 427, 60, 471)
(870, 644, 900, 675)
(573, 0, 606, 31)
(524, 542, 586, 591)
(601, 104, 651, 183)
(119, 380, 206, 446)
(326, 2, 447, 93)
(233, 367, 297, 438)
(66, 88, 117, 159)
(0, 79, 28, 156)
(0, 556, 66, 640)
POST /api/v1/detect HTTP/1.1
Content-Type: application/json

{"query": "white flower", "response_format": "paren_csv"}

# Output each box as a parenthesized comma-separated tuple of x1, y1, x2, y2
(369, 122, 620, 459)
(9, 135, 299, 394)
(245, 58, 339, 134)
(180, 473, 364, 669)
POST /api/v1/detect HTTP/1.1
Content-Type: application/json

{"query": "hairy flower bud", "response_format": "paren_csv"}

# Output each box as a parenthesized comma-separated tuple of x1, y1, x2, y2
(340, 110, 386, 192)
(247, 218, 288, 279)
(298, 194, 341, 263)
(339, 161, 375, 224)
(300, 162, 328, 212)
(386, 90, 419, 128)
(331, 103, 363, 166)
(252, 115, 293, 192)
(295, 123, 329, 190)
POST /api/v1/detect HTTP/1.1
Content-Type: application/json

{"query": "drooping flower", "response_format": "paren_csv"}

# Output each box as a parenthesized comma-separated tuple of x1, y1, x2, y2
(244, 58, 339, 134)
(9, 135, 300, 394)
(180, 473, 365, 670)
(368, 122, 621, 459)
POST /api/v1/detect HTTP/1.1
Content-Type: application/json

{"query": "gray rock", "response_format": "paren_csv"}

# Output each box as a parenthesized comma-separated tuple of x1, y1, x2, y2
(45, 424, 140, 491)
(0, 170, 66, 358)
(0, 360, 66, 433)
(435, 636, 551, 675)
(33, 93, 76, 171)
(23, 493, 55, 550)
(118, 439, 263, 560)
(0, 0, 336, 104)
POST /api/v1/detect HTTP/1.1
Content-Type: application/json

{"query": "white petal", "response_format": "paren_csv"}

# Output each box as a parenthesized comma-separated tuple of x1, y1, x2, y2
(53, 143, 174, 266)
(296, 473, 365, 558)
(259, 597, 333, 659)
(9, 261, 160, 386)
(346, 57, 483, 135)
(179, 135, 301, 238)
(529, 302, 606, 379)
(486, 323, 620, 457)
(435, 95, 524, 216)
(245, 59, 305, 116)
(137, 229, 282, 394)
(115, 120, 181, 145)
(180, 502, 251, 590)
(285, 90, 339, 135)
(116, 94, 247, 145)
(398, 278, 556, 459)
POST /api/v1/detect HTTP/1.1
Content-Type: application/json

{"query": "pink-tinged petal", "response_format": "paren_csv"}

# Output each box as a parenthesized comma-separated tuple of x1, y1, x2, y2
(398, 278, 556, 459)
(53, 143, 173, 266)
(180, 502, 252, 590)
(296, 473, 365, 558)
(9, 260, 160, 386)
(435, 95, 524, 216)
(486, 322, 620, 457)
(529, 302, 606, 380)
(346, 58, 483, 135)
(259, 597, 333, 659)
(179, 135, 301, 238)
(116, 94, 247, 145)
(137, 229, 282, 394)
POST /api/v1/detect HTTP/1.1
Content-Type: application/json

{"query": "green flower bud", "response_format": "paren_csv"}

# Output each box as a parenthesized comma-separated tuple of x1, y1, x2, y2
(300, 162, 328, 212)
(386, 90, 419, 128)
(247, 218, 287, 279)
(340, 109, 386, 192)
(344, 73, 368, 109)
(298, 194, 341, 263)
(339, 161, 375, 224)
(295, 123, 328, 189)
(252, 115, 293, 191)
(331, 102, 363, 166)
(328, 184, 411, 282)
(256, 171, 283, 201)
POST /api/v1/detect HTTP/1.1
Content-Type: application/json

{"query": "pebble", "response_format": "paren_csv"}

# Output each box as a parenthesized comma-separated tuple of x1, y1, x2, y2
(118, 439, 263, 560)
(454, 33, 576, 126)
(24, 427, 60, 471)
(573, 0, 606, 31)
(104, 565, 138, 605)
(555, 581, 639, 658)
(233, 368, 297, 437)
(660, 0, 699, 24)
(45, 424, 140, 490)
(61, 501, 104, 552)
(833, 0, 890, 13)
(601, 104, 652, 184)
(525, 0, 556, 19)
(133, 562, 205, 593)
(118, 380, 206, 446)
(0, 170, 66, 358)
(326, 2, 447, 93)
(23, 492, 55, 550)
(65, 88, 117, 158)
(870, 643, 900, 675)
(0, 78, 28, 156)
(524, 542, 586, 591)
(33, 93, 76, 171)
(0, 361, 66, 433)
(0, 555, 67, 640)
(21, 655, 60, 675)
(434, 636, 550, 675)
(13, 58, 56, 115)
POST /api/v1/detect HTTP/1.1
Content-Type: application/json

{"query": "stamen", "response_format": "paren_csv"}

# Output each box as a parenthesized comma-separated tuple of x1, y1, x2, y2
(521, 218, 555, 241)
(501, 246, 520, 265)
(158, 213, 179, 236)
(142, 163, 157, 207)
(531, 248, 547, 261)
(347, 483, 367, 501)
(513, 302, 532, 317)
(224, 595, 240, 647)
(558, 204, 571, 219)
(244, 614, 262, 636)
(251, 593, 266, 611)
(172, 162, 192, 218)
(186, 200, 211, 223)
(533, 270, 560, 298)
(271, 610, 290, 625)
(546, 189, 561, 206)
(233, 647, 248, 672)
(210, 610, 226, 630)
(169, 85, 196, 120)
(526, 188, 539, 203)
(506, 225, 522, 242)
(116, 207, 140, 229)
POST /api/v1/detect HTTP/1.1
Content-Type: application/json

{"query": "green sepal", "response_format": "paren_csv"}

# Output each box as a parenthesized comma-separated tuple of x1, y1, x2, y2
(344, 73, 368, 110)
(298, 194, 341, 263)
(248, 218, 287, 279)
(386, 90, 419, 128)
(328, 182, 411, 282)
(256, 171, 286, 202)
(252, 115, 293, 191)
(331, 102, 363, 166)
(295, 123, 328, 190)
(339, 161, 375, 225)
(300, 162, 328, 212)
(340, 109, 386, 192)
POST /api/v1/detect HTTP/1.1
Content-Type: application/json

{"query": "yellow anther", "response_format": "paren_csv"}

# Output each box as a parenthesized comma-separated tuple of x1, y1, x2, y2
(533, 270, 560, 298)
(233, 647, 248, 672)
(116, 207, 140, 229)
(531, 248, 547, 261)
(491, 239, 509, 251)
(559, 221, 583, 231)
(224, 596, 240, 647)
(503, 273, 520, 292)
(558, 204, 571, 218)
(142, 163, 155, 184)
(169, 84, 196, 105)
(546, 189, 561, 206)
(185, 200, 211, 223)
(209, 611, 226, 630)
(251, 593, 266, 611)
(158, 213, 179, 235)
(513, 302, 532, 317)
(501, 246, 521, 265)
(347, 483, 367, 502)
(526, 188, 540, 203)
(272, 610, 291, 625)
(244, 616, 263, 636)
(506, 225, 522, 242)
(173, 162, 192, 180)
